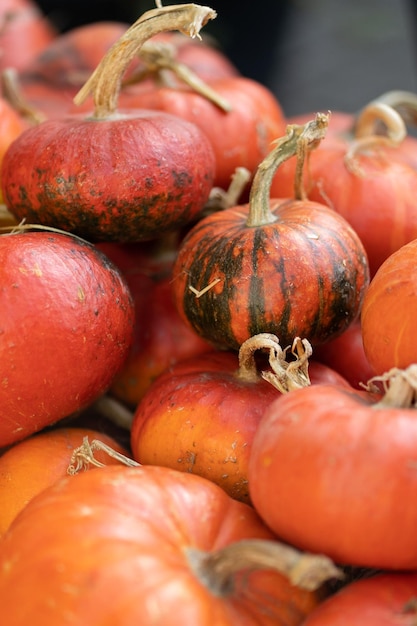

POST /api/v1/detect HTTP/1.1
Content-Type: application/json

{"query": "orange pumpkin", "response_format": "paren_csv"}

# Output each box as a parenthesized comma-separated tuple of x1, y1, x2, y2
(0, 426, 130, 537)
(0, 464, 330, 624)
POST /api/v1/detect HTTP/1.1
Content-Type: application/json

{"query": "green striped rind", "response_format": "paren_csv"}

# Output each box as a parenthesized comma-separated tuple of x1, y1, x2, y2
(173, 200, 370, 351)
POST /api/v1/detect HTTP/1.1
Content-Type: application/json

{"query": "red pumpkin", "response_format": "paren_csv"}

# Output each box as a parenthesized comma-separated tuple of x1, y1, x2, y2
(361, 238, 417, 375)
(0, 230, 134, 447)
(172, 116, 369, 351)
(14, 21, 131, 118)
(118, 73, 286, 193)
(0, 0, 56, 73)
(301, 571, 417, 626)
(0, 426, 130, 537)
(1, 5, 216, 242)
(248, 367, 417, 570)
(0, 464, 325, 624)
(272, 99, 417, 276)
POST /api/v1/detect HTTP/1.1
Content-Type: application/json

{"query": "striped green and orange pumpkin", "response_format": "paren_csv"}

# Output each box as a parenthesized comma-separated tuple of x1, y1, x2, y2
(172, 115, 370, 351)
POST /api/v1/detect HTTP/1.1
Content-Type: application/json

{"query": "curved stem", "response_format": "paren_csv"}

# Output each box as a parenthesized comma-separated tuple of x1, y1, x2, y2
(246, 113, 329, 227)
(368, 89, 417, 127)
(203, 167, 251, 215)
(133, 40, 232, 112)
(73, 4, 217, 118)
(236, 333, 282, 383)
(67, 436, 139, 475)
(354, 101, 406, 144)
(186, 538, 344, 594)
(1, 68, 45, 125)
(262, 336, 312, 393)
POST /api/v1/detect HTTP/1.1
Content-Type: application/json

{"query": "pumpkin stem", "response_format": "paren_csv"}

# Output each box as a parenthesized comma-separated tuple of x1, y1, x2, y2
(91, 394, 135, 431)
(345, 101, 406, 175)
(1, 68, 45, 125)
(186, 538, 344, 594)
(246, 113, 330, 227)
(361, 90, 417, 130)
(262, 336, 312, 393)
(73, 4, 217, 119)
(236, 332, 312, 391)
(67, 436, 139, 474)
(369, 364, 417, 409)
(124, 40, 232, 112)
(203, 166, 251, 215)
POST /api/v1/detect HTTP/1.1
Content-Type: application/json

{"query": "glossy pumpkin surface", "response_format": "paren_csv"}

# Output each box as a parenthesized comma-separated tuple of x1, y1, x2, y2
(248, 382, 417, 570)
(0, 464, 321, 625)
(172, 198, 369, 351)
(0, 231, 134, 447)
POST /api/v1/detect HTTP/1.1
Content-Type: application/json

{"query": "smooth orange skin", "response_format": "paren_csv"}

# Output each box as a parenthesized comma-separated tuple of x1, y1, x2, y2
(361, 239, 417, 375)
(0, 426, 129, 537)
(0, 464, 320, 625)
(249, 383, 417, 570)
(302, 572, 417, 626)
(0, 231, 134, 447)
(131, 349, 351, 503)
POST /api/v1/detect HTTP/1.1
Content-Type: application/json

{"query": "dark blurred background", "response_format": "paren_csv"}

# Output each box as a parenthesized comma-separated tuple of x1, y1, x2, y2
(35, 0, 417, 117)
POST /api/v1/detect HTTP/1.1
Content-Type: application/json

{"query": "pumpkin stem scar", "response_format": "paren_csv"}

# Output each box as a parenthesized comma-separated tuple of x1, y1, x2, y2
(189, 277, 221, 298)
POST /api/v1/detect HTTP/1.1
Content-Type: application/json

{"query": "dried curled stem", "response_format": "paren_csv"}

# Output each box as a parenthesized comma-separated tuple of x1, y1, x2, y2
(73, 4, 217, 118)
(345, 101, 406, 174)
(67, 436, 140, 475)
(236, 332, 312, 392)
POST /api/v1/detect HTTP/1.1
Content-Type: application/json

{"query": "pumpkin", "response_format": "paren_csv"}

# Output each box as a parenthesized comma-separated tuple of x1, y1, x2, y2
(0, 463, 339, 624)
(0, 94, 28, 203)
(0, 0, 56, 73)
(172, 115, 369, 351)
(0, 229, 134, 447)
(312, 321, 376, 389)
(130, 332, 351, 503)
(272, 98, 417, 277)
(248, 365, 417, 570)
(300, 571, 417, 626)
(1, 5, 216, 243)
(361, 238, 417, 375)
(0, 426, 130, 537)
(112, 37, 286, 194)
(12, 20, 131, 118)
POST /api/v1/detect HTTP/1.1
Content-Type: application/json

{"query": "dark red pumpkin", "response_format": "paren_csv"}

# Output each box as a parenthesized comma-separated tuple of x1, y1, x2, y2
(1, 5, 216, 243)
(0, 229, 134, 447)
(172, 116, 370, 351)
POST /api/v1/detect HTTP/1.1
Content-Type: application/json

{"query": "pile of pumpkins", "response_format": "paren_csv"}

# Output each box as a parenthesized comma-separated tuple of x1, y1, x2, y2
(2, 1, 417, 624)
